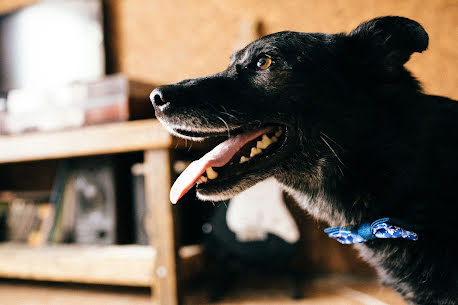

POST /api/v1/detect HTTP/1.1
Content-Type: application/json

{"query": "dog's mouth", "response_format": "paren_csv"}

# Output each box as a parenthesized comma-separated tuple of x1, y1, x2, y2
(169, 124, 288, 203)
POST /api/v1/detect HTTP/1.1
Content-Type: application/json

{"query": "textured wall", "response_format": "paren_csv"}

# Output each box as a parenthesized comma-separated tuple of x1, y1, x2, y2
(109, 0, 457, 99)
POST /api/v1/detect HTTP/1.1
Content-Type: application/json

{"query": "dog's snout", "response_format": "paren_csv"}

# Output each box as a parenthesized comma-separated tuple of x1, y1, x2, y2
(150, 88, 169, 109)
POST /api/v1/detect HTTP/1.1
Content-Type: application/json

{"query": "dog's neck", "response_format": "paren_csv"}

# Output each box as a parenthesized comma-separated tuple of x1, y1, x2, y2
(281, 185, 346, 226)
(275, 151, 370, 228)
(279, 178, 364, 228)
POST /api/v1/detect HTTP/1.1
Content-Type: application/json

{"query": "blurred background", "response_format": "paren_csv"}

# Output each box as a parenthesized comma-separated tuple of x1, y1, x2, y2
(0, 1, 456, 305)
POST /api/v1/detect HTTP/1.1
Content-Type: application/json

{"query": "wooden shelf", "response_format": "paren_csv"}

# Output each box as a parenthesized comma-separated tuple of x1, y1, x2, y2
(0, 243, 156, 287)
(0, 119, 173, 164)
(0, 119, 182, 304)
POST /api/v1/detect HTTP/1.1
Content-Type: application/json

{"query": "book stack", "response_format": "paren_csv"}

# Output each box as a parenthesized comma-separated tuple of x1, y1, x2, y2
(0, 74, 129, 135)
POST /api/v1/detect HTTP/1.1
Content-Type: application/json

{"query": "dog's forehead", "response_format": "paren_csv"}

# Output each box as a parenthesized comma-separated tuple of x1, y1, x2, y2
(229, 47, 264, 65)
(230, 35, 285, 65)
(229, 31, 325, 65)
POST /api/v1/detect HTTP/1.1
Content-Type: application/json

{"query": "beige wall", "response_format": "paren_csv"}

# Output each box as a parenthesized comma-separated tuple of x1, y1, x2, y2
(0, 0, 38, 15)
(109, 0, 457, 99)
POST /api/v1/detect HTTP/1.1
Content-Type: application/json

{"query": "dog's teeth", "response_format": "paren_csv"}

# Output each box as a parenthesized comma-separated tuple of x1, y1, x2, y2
(271, 136, 278, 143)
(256, 141, 265, 149)
(275, 130, 283, 137)
(250, 147, 262, 157)
(206, 167, 218, 180)
(256, 134, 273, 149)
(239, 156, 250, 164)
(262, 134, 272, 146)
(197, 176, 208, 184)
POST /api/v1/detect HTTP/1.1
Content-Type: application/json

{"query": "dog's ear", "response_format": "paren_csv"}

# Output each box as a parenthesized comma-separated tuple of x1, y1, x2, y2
(347, 16, 429, 69)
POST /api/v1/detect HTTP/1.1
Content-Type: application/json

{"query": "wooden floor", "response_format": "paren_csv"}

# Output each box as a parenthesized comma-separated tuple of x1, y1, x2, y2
(185, 274, 405, 305)
(0, 275, 405, 305)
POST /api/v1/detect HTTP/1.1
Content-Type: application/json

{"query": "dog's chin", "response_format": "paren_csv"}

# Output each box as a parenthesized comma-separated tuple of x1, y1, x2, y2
(195, 171, 272, 202)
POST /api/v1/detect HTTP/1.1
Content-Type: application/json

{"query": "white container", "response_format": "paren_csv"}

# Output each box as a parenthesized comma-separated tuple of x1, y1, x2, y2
(0, 0, 105, 91)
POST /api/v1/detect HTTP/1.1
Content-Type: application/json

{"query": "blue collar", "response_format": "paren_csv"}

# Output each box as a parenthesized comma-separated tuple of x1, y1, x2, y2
(324, 217, 419, 244)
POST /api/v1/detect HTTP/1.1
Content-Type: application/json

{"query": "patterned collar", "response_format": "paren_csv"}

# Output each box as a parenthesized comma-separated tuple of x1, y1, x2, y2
(324, 217, 419, 244)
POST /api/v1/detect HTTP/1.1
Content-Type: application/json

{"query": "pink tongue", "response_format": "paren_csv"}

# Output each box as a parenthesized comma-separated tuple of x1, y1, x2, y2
(170, 127, 273, 203)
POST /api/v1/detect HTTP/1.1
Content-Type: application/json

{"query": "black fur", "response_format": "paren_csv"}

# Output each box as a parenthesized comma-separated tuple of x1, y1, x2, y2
(151, 17, 458, 304)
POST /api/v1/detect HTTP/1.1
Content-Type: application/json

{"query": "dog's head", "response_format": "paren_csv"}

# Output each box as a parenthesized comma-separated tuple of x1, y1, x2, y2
(151, 16, 428, 203)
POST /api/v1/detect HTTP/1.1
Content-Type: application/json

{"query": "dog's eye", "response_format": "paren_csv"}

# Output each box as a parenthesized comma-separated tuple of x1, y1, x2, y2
(257, 57, 272, 70)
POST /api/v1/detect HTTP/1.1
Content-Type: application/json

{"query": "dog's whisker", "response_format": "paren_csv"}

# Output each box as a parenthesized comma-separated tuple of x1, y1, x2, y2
(215, 115, 231, 138)
(205, 102, 220, 112)
(320, 131, 344, 150)
(217, 105, 240, 123)
(320, 135, 347, 169)
(337, 164, 345, 177)
(184, 139, 193, 151)
(219, 110, 239, 121)
(220, 105, 229, 113)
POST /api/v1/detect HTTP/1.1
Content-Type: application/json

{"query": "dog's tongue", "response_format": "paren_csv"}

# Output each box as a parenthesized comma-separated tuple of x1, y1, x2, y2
(170, 127, 273, 203)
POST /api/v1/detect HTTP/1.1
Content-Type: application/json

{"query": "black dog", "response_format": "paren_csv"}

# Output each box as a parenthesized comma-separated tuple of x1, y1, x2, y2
(151, 16, 458, 305)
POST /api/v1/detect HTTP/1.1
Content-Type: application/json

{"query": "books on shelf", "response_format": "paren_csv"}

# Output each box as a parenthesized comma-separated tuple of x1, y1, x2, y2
(0, 191, 54, 246)
(71, 159, 117, 245)
(0, 158, 120, 246)
(49, 159, 117, 245)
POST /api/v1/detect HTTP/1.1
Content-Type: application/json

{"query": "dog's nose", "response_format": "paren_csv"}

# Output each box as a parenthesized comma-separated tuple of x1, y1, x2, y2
(150, 88, 169, 109)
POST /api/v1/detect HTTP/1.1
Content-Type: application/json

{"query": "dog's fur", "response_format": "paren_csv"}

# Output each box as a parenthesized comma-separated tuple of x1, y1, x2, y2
(151, 17, 458, 305)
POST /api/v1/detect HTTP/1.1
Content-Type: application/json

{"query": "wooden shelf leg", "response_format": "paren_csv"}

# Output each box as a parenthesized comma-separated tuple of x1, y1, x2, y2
(143, 149, 178, 305)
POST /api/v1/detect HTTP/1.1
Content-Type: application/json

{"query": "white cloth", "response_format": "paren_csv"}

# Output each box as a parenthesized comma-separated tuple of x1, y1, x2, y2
(226, 178, 300, 244)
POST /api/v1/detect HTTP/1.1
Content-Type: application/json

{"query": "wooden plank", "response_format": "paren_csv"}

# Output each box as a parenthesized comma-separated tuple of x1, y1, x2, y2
(178, 244, 205, 282)
(0, 243, 156, 287)
(0, 120, 172, 164)
(143, 149, 178, 305)
(0, 282, 157, 305)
